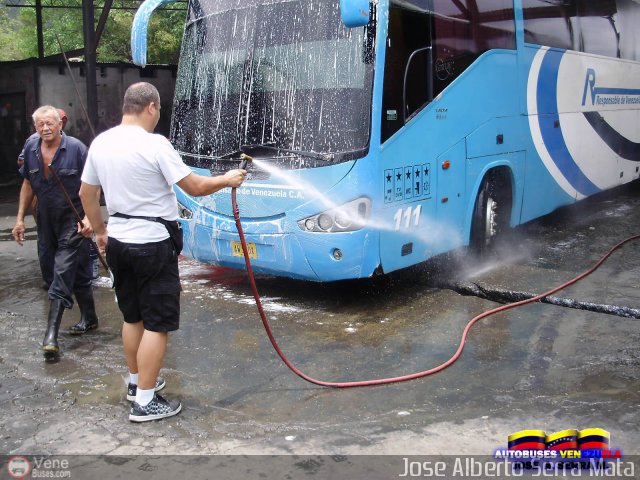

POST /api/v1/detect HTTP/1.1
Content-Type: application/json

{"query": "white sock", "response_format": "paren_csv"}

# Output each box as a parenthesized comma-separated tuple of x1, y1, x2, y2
(136, 388, 155, 407)
(128, 372, 139, 385)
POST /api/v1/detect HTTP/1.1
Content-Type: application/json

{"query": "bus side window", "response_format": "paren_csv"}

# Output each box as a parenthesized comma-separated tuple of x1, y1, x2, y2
(522, 0, 574, 50)
(577, 0, 619, 58)
(616, 0, 640, 61)
(431, 0, 515, 98)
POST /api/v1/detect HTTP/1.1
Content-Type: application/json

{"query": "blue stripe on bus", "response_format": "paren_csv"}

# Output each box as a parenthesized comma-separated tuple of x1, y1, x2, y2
(592, 87, 640, 96)
(537, 50, 600, 197)
(583, 111, 640, 162)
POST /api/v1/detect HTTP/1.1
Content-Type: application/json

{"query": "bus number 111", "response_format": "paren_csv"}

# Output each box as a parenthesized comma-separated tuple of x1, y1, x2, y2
(394, 205, 422, 231)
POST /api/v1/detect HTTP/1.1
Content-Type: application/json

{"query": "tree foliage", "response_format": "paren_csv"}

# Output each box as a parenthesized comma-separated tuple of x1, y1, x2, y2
(0, 1, 185, 64)
(0, 9, 27, 60)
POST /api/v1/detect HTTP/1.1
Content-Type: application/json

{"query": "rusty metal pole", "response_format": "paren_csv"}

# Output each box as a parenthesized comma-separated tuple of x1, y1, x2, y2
(35, 0, 44, 58)
(82, 0, 98, 138)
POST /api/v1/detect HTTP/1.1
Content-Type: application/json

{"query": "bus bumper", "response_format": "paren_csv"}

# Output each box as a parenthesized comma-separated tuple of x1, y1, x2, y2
(179, 218, 380, 282)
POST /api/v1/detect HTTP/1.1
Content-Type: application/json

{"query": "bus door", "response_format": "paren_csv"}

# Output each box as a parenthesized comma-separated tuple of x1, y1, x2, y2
(378, 0, 436, 274)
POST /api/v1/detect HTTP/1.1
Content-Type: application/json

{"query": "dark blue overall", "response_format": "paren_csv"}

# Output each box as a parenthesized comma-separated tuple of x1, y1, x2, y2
(21, 133, 91, 308)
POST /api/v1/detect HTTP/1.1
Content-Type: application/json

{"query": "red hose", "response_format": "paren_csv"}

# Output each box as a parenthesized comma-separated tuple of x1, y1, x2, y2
(232, 187, 640, 387)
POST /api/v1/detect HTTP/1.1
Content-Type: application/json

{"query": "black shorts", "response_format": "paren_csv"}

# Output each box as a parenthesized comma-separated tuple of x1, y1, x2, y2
(106, 237, 181, 332)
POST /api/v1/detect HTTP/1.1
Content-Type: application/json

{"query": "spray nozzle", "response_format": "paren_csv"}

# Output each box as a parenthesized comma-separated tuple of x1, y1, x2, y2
(239, 153, 253, 171)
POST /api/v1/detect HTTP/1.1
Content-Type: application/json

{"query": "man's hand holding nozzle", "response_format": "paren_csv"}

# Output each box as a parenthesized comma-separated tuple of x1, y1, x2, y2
(225, 169, 247, 188)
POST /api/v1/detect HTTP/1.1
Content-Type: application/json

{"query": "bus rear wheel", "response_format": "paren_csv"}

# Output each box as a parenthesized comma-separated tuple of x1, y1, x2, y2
(470, 170, 512, 257)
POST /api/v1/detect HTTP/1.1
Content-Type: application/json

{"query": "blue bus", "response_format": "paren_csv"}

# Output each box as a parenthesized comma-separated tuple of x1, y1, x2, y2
(132, 0, 640, 282)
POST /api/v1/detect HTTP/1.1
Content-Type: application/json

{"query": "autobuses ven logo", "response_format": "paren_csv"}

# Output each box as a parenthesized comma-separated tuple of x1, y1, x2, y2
(494, 427, 623, 462)
(6, 456, 31, 479)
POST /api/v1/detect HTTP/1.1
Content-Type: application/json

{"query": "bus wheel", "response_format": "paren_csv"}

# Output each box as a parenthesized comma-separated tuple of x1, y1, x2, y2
(470, 170, 511, 257)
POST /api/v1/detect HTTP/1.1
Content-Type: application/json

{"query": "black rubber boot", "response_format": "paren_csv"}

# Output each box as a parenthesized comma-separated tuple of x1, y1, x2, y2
(43, 299, 65, 354)
(69, 287, 99, 335)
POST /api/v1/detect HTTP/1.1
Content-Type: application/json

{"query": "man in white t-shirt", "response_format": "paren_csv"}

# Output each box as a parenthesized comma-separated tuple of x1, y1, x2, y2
(79, 82, 246, 422)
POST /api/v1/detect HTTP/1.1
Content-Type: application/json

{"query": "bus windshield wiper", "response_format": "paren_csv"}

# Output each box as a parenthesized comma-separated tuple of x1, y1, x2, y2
(241, 144, 334, 162)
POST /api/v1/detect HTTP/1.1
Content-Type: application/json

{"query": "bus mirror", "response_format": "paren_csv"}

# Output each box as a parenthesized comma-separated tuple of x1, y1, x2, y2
(340, 0, 371, 28)
(131, 0, 178, 67)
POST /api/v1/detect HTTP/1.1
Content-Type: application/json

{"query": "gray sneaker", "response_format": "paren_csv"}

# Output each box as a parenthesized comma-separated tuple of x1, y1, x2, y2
(126, 376, 166, 401)
(129, 393, 181, 422)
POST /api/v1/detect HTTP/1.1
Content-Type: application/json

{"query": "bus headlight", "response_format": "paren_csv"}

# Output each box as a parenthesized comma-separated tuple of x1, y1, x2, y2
(298, 198, 371, 233)
(317, 214, 334, 231)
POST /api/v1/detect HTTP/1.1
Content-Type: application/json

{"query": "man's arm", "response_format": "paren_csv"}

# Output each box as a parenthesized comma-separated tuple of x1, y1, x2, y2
(79, 182, 107, 254)
(11, 180, 35, 246)
(176, 169, 246, 197)
(77, 142, 99, 238)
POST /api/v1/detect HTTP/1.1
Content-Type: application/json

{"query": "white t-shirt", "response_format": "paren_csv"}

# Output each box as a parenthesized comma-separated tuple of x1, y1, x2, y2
(82, 125, 192, 243)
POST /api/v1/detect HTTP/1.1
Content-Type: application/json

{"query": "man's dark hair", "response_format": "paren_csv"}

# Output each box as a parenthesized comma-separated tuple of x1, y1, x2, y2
(122, 82, 161, 115)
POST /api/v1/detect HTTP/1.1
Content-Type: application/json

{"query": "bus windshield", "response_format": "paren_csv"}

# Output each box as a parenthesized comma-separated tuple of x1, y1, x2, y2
(171, 0, 375, 167)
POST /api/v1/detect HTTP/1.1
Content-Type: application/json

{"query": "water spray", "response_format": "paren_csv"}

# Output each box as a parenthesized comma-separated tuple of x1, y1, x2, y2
(230, 159, 640, 387)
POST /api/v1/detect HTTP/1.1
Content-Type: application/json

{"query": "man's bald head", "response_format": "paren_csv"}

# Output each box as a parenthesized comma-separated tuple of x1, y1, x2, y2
(122, 82, 161, 115)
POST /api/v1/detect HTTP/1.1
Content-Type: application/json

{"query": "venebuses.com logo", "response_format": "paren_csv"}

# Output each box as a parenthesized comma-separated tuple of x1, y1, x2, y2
(5, 456, 71, 478)
(6, 456, 30, 479)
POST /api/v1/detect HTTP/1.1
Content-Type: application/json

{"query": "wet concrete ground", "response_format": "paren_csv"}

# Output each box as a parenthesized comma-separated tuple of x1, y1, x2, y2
(0, 180, 639, 473)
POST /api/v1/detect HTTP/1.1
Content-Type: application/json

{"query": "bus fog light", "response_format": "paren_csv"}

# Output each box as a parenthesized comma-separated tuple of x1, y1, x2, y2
(332, 248, 343, 260)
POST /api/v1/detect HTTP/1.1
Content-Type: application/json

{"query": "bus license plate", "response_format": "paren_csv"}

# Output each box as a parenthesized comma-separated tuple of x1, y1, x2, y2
(231, 241, 257, 259)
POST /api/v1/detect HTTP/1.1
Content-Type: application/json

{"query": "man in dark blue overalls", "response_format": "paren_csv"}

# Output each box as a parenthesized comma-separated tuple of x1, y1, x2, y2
(12, 105, 99, 358)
